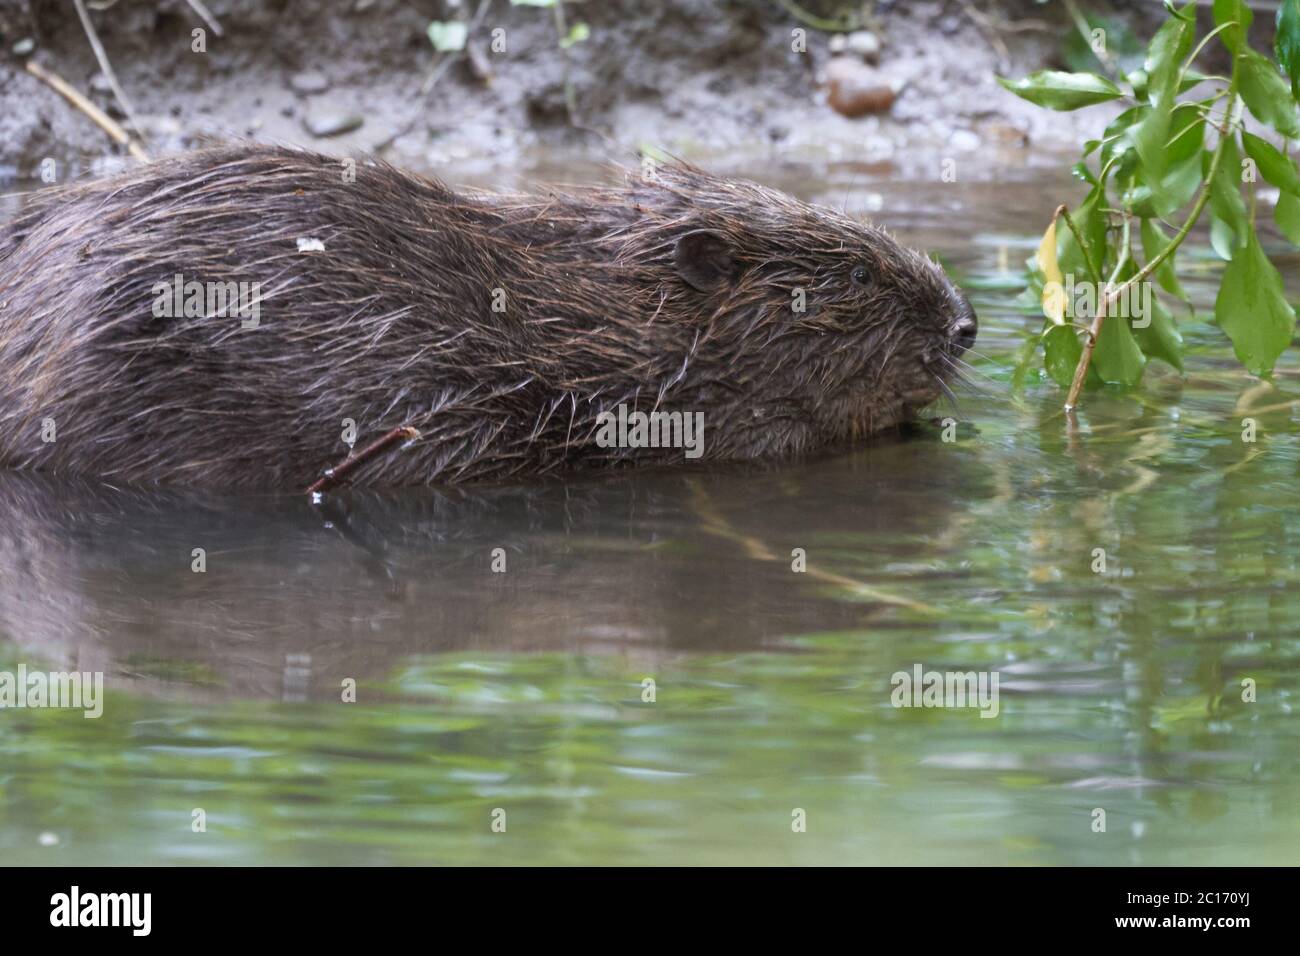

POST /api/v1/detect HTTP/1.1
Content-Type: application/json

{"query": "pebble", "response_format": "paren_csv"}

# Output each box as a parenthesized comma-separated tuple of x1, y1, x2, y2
(949, 129, 981, 152)
(823, 57, 900, 118)
(828, 30, 881, 63)
(844, 30, 882, 62)
(303, 107, 364, 138)
(289, 70, 331, 95)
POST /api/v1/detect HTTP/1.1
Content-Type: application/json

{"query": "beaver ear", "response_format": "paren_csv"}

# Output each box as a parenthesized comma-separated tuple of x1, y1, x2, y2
(674, 232, 738, 293)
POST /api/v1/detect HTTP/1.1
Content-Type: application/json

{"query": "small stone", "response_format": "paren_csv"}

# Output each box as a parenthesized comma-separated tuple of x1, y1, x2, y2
(303, 107, 363, 138)
(38, 832, 59, 847)
(823, 57, 899, 118)
(289, 70, 331, 95)
(89, 72, 113, 95)
(12, 38, 35, 56)
(949, 129, 980, 151)
(844, 30, 881, 62)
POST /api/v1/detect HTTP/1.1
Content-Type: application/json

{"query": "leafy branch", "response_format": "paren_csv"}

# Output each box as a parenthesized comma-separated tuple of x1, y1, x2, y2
(1000, 0, 1300, 412)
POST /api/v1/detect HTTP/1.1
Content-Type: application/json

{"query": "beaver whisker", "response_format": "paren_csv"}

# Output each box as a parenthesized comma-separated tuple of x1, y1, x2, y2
(932, 376, 964, 417)
(935, 354, 995, 397)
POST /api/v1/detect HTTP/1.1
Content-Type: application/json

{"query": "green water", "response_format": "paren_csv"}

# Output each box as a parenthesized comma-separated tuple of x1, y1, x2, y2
(2, 163, 1298, 865)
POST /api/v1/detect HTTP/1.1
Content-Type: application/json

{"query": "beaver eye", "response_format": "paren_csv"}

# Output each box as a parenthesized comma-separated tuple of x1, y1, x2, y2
(850, 264, 871, 288)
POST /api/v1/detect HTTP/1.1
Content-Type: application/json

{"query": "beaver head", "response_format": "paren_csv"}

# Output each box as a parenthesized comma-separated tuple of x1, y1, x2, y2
(565, 163, 978, 459)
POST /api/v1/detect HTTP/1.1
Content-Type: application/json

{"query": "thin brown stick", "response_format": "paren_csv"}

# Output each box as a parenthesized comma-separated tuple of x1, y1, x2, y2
(25, 60, 149, 163)
(184, 0, 224, 37)
(307, 426, 422, 496)
(72, 0, 146, 144)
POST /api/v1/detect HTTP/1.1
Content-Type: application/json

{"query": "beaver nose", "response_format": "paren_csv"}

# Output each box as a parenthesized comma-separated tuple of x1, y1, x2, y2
(953, 296, 977, 354)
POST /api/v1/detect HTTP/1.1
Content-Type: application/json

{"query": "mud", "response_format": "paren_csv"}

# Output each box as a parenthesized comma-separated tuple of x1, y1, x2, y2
(0, 0, 1157, 184)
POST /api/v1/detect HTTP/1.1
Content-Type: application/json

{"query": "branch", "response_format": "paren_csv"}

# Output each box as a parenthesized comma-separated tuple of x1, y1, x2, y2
(1064, 105, 1236, 411)
(307, 426, 422, 497)
(24, 60, 149, 162)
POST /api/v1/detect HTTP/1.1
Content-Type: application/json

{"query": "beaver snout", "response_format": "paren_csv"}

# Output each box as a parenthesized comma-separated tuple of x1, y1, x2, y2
(953, 295, 978, 354)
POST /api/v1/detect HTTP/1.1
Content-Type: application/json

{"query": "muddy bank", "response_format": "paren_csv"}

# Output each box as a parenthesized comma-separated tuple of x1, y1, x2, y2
(0, 0, 1156, 184)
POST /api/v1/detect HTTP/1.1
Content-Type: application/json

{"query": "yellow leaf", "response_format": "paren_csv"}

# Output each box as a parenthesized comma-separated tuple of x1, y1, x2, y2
(1037, 219, 1066, 325)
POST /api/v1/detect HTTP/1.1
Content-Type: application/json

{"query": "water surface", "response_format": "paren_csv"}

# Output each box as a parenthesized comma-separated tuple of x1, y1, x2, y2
(2, 159, 1298, 865)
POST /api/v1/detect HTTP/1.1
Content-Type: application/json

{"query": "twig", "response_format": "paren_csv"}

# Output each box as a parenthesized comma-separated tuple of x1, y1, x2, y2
(957, 0, 1011, 73)
(551, 0, 581, 127)
(72, 0, 147, 145)
(377, 0, 493, 150)
(183, 0, 224, 37)
(24, 60, 149, 162)
(1061, 0, 1116, 78)
(307, 426, 422, 497)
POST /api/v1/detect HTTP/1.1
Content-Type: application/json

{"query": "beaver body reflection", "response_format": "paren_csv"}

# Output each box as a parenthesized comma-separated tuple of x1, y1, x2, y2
(0, 451, 978, 698)
(0, 146, 974, 488)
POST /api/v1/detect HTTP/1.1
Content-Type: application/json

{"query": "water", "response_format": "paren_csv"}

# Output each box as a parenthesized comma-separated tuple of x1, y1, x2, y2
(2, 159, 1298, 865)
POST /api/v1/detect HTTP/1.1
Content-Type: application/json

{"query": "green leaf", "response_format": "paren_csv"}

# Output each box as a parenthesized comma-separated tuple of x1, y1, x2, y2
(1092, 310, 1147, 386)
(1043, 324, 1085, 389)
(1178, 69, 1209, 94)
(560, 22, 590, 48)
(1128, 103, 1174, 204)
(1214, 231, 1297, 375)
(1144, 6, 1196, 108)
(1209, 214, 1237, 261)
(1123, 102, 1206, 218)
(426, 20, 468, 52)
(1064, 14, 1145, 75)
(1277, 0, 1300, 97)
(1057, 185, 1108, 281)
(1213, 0, 1254, 54)
(1208, 134, 1249, 256)
(1241, 131, 1300, 195)
(1124, 148, 1203, 219)
(1239, 50, 1300, 139)
(1132, 296, 1185, 372)
(1277, 190, 1300, 244)
(1101, 106, 1144, 169)
(1166, 103, 1207, 165)
(1140, 217, 1190, 301)
(997, 71, 1124, 110)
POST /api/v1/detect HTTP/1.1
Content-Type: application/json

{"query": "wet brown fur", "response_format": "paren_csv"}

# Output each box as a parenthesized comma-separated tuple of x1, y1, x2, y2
(0, 145, 974, 488)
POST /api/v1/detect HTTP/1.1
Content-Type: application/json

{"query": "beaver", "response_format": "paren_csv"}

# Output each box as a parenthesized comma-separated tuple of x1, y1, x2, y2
(0, 145, 975, 489)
